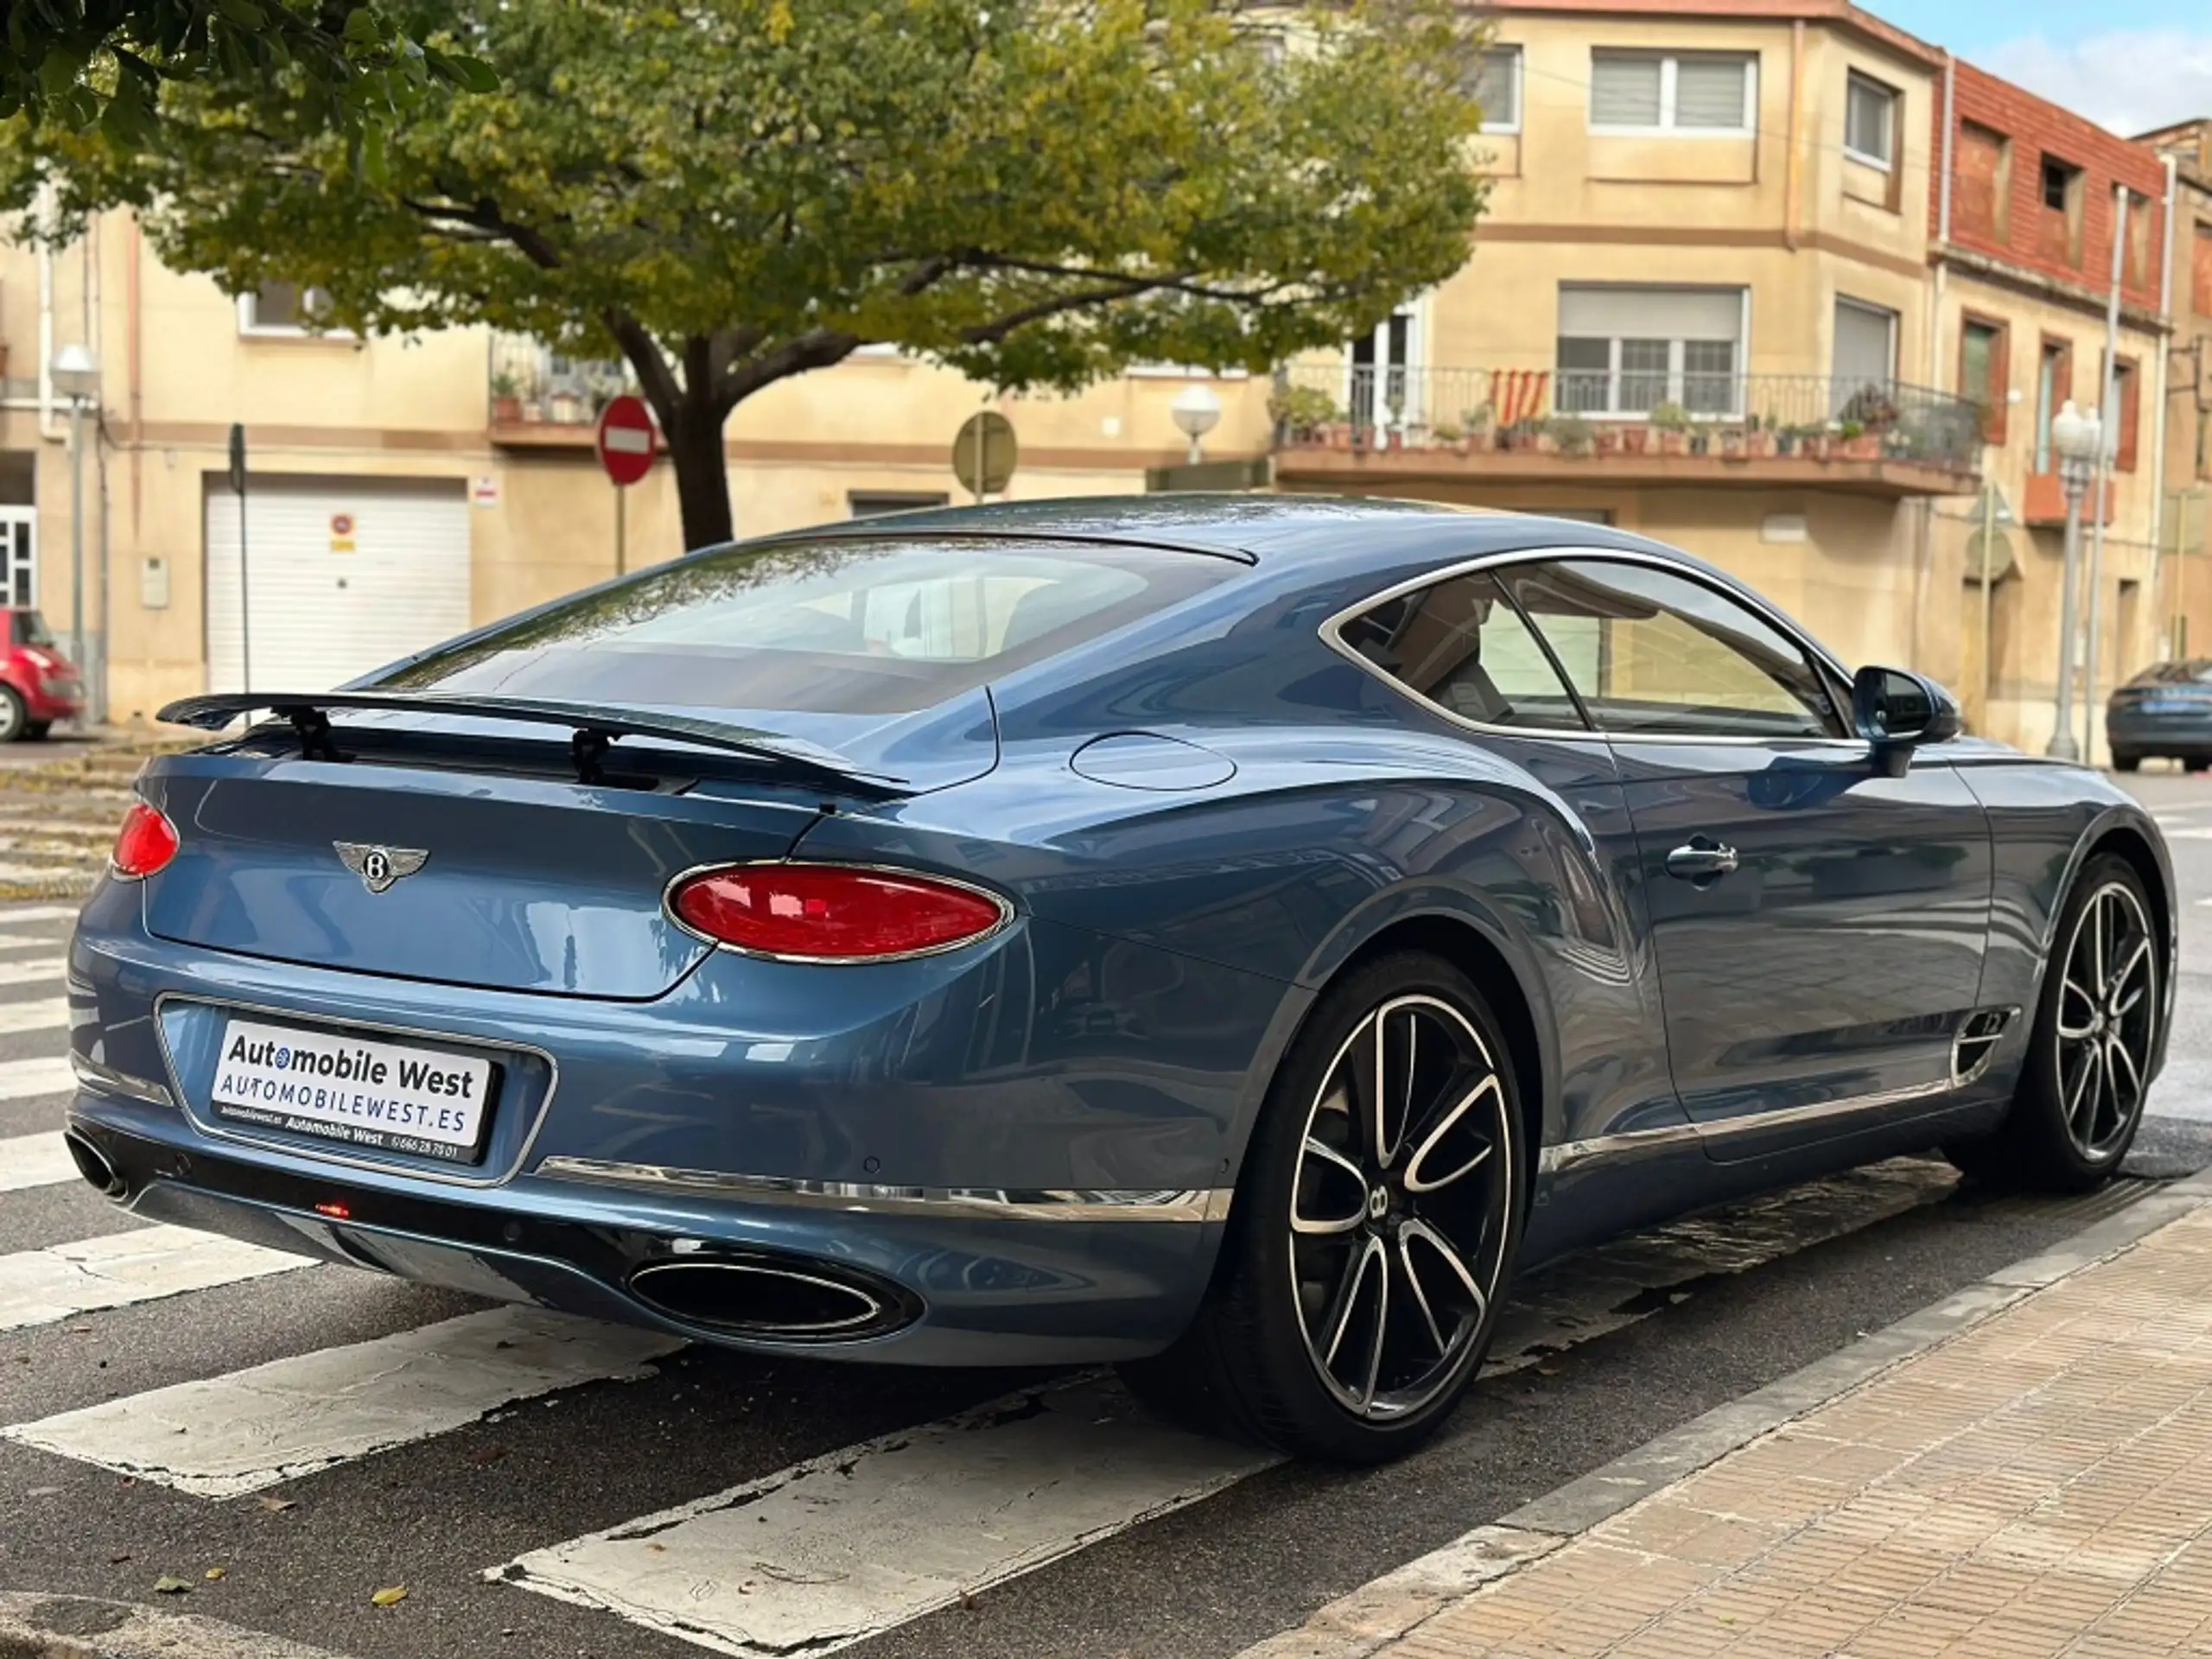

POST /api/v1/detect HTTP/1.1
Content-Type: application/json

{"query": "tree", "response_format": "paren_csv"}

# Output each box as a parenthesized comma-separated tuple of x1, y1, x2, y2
(8, 0, 1490, 550)
(0, 0, 493, 138)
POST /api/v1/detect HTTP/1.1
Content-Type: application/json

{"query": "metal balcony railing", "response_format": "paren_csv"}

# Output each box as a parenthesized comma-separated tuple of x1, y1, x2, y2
(1270, 364, 1986, 476)
(487, 334, 632, 427)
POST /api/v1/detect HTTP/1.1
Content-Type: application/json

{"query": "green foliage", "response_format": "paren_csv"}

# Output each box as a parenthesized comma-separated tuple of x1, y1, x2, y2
(1648, 401, 1692, 433)
(1544, 413, 1595, 454)
(0, 0, 493, 140)
(1268, 383, 1340, 433)
(0, 0, 1490, 545)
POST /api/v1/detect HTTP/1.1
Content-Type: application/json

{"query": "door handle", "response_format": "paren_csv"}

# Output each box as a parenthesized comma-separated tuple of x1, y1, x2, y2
(1665, 837, 1739, 884)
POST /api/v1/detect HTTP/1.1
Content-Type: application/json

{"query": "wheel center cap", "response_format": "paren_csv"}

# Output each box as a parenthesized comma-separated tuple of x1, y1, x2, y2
(1366, 1185, 1390, 1223)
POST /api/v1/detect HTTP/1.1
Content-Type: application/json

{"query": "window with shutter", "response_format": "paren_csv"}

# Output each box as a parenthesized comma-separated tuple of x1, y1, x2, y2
(2192, 222, 2212, 315)
(1844, 73, 1896, 168)
(1959, 316, 2009, 444)
(1591, 54, 1662, 128)
(1469, 47, 1521, 132)
(1954, 123, 2009, 241)
(1556, 286, 1745, 416)
(1590, 51, 1751, 133)
(1674, 58, 1747, 129)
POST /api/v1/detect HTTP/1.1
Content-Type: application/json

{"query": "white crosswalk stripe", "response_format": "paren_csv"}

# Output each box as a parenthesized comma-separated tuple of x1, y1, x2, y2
(0, 957, 66, 987)
(0, 906, 86, 925)
(0, 1131, 76, 1192)
(0, 932, 62, 950)
(0, 1224, 308, 1333)
(0, 1055, 73, 1101)
(496, 1376, 1271, 1657)
(4, 1305, 685, 1497)
(0, 1000, 68, 1034)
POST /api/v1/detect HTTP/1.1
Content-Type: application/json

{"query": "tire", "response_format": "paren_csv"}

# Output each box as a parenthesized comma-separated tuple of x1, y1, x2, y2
(2111, 753, 2140, 773)
(1945, 855, 2158, 1192)
(21, 721, 49, 741)
(1119, 952, 1526, 1464)
(2186, 759, 2209, 774)
(0, 686, 23, 743)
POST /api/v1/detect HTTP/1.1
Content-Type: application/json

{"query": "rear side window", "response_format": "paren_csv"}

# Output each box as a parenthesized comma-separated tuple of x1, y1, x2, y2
(1340, 570, 1588, 731)
(372, 537, 1230, 715)
(1499, 558, 1843, 740)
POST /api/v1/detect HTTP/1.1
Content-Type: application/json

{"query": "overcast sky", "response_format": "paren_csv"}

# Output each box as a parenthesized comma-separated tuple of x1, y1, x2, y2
(1887, 1, 2212, 135)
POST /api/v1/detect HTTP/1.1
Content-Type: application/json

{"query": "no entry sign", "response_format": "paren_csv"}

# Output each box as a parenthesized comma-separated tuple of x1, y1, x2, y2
(594, 395, 658, 486)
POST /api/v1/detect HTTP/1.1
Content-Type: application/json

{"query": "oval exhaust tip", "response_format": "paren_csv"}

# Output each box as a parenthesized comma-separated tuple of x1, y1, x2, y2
(627, 1257, 897, 1340)
(63, 1129, 125, 1198)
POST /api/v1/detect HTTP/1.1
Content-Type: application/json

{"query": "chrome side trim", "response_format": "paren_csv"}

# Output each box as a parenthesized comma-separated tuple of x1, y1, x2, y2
(1319, 543, 1861, 750)
(70, 1052, 175, 1109)
(537, 1155, 1233, 1224)
(1539, 1076, 1961, 1175)
(1537, 1120, 1704, 1175)
(149, 991, 562, 1191)
(1950, 1007, 2020, 1086)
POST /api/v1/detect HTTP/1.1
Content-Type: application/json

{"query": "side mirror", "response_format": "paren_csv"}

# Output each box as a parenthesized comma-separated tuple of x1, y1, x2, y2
(1853, 665, 1961, 775)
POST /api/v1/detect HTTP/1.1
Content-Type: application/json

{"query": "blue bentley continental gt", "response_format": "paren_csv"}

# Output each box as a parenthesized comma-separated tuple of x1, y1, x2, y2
(62, 497, 2174, 1462)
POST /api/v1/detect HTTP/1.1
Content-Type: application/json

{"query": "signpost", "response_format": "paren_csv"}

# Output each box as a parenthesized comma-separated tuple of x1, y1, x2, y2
(228, 423, 250, 692)
(594, 395, 658, 574)
(951, 411, 1016, 504)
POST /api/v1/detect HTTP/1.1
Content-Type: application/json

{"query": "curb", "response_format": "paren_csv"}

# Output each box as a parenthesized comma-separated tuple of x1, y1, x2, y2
(1237, 1164, 2212, 1659)
(0, 1593, 348, 1659)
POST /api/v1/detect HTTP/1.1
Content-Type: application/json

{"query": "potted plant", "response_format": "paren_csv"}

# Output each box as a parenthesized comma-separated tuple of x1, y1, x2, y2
(1617, 420, 1649, 454)
(1839, 418, 1879, 459)
(1268, 384, 1338, 445)
(1461, 404, 1496, 451)
(490, 369, 524, 424)
(1748, 414, 1780, 459)
(1719, 423, 1746, 459)
(1649, 401, 1692, 455)
(548, 387, 586, 423)
(1546, 414, 1597, 457)
(1432, 421, 1465, 453)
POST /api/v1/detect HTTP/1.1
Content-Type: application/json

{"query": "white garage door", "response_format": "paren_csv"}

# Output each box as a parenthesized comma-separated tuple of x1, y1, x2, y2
(204, 478, 472, 694)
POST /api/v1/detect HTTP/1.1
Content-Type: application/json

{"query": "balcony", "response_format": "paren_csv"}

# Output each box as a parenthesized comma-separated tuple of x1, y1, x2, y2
(487, 334, 632, 446)
(1270, 366, 1984, 498)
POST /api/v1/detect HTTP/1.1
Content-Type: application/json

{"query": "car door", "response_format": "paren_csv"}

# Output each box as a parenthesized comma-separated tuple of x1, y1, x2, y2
(1497, 554, 1993, 1158)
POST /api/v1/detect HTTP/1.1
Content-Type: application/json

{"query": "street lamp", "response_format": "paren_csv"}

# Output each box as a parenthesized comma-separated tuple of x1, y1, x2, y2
(51, 343, 100, 729)
(1170, 383, 1223, 467)
(2045, 398, 2101, 761)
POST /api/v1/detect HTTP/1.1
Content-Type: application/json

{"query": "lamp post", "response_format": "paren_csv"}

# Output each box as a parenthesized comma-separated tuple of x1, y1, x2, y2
(51, 343, 100, 728)
(2045, 398, 2101, 761)
(1170, 383, 1223, 467)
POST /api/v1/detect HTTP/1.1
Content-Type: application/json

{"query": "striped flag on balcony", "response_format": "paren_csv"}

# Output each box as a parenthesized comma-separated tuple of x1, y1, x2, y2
(1491, 369, 1550, 427)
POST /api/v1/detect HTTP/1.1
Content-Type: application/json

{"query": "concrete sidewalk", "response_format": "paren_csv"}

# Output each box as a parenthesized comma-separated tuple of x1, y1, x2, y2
(1267, 1183, 2212, 1659)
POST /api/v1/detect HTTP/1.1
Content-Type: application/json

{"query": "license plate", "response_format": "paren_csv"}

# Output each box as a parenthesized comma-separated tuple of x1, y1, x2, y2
(210, 1018, 497, 1165)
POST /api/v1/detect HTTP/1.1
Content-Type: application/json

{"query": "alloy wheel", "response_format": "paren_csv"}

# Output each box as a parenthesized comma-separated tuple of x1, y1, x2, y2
(1288, 993, 1515, 1420)
(2054, 880, 2157, 1161)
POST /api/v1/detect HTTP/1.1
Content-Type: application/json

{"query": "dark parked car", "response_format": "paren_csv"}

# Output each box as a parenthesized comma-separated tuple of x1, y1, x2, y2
(0, 607, 82, 741)
(63, 498, 2174, 1464)
(2108, 659, 2212, 772)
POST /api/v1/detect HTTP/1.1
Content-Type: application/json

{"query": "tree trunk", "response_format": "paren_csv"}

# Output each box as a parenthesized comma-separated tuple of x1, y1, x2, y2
(664, 404, 734, 550)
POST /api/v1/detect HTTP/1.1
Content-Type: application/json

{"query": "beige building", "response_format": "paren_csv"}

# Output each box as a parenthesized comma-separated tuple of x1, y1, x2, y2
(1273, 0, 1975, 686)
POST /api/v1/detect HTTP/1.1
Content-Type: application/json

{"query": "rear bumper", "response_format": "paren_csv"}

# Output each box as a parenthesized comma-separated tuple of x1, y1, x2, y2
(7, 677, 79, 721)
(2106, 709, 2212, 755)
(66, 1098, 1223, 1364)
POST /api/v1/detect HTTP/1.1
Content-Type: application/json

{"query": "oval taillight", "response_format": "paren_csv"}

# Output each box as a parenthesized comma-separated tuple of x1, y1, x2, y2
(669, 864, 1009, 962)
(111, 802, 180, 880)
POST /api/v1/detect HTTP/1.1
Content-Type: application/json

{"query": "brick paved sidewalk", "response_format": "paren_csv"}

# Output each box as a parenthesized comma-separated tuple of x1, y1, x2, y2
(1381, 1205, 2212, 1659)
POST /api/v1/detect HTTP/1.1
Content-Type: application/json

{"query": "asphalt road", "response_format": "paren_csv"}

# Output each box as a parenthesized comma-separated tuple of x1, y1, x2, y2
(2, 785, 2210, 1659)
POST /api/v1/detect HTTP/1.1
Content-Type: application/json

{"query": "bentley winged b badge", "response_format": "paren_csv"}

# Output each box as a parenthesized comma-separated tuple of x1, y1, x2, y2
(334, 842, 429, 894)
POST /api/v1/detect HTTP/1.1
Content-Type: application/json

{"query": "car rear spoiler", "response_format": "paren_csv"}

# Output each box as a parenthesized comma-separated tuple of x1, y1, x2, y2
(156, 691, 911, 797)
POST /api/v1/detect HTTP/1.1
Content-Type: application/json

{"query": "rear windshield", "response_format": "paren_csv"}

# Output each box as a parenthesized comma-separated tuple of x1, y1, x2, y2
(371, 537, 1230, 715)
(9, 611, 53, 648)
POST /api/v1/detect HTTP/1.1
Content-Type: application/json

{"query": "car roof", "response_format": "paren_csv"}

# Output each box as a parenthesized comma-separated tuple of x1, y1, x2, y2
(772, 493, 1662, 569)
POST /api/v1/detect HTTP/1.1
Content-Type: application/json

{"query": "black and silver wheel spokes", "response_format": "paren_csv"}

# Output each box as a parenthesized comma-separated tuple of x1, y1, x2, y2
(2055, 882, 2157, 1160)
(1289, 995, 1514, 1420)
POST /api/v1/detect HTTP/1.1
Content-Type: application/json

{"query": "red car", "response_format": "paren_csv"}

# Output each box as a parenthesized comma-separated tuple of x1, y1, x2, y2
(1, 608, 82, 741)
